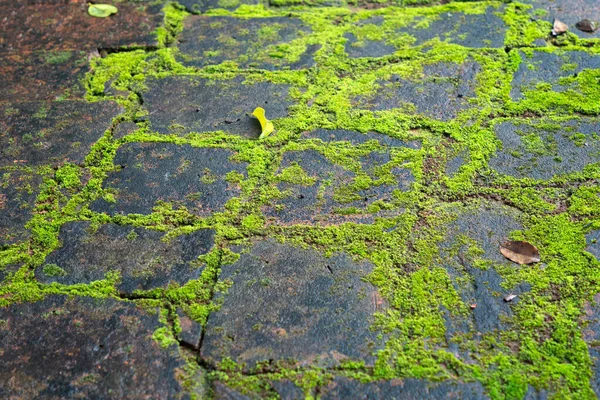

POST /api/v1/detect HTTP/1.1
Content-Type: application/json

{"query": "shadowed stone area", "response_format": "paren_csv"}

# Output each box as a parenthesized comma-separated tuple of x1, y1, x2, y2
(511, 51, 600, 101)
(36, 221, 215, 293)
(0, 0, 163, 53)
(440, 202, 529, 335)
(92, 142, 248, 216)
(319, 377, 488, 399)
(0, 51, 89, 102)
(211, 379, 305, 400)
(178, 0, 259, 13)
(0, 101, 122, 167)
(263, 130, 417, 225)
(143, 76, 293, 137)
(582, 293, 600, 397)
(201, 240, 383, 371)
(356, 62, 481, 121)
(489, 118, 600, 180)
(179, 16, 317, 69)
(522, 0, 600, 39)
(0, 170, 43, 245)
(0, 295, 187, 399)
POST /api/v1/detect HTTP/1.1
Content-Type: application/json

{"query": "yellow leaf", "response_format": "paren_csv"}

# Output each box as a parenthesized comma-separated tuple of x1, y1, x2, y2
(251, 107, 274, 139)
(88, 3, 118, 18)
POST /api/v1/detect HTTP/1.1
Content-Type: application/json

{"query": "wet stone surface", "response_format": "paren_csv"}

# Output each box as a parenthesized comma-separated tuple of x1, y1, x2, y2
(440, 202, 529, 335)
(0, 101, 122, 167)
(201, 240, 383, 371)
(523, 0, 600, 39)
(143, 76, 293, 138)
(0, 170, 43, 246)
(0, 0, 163, 53)
(264, 130, 416, 225)
(0, 51, 89, 102)
(356, 62, 481, 121)
(319, 376, 488, 399)
(91, 142, 248, 216)
(511, 51, 600, 101)
(36, 221, 215, 293)
(0, 295, 186, 399)
(489, 118, 600, 180)
(179, 16, 317, 70)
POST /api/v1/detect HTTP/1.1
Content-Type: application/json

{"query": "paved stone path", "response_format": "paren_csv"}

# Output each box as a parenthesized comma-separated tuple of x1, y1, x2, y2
(2, 0, 600, 398)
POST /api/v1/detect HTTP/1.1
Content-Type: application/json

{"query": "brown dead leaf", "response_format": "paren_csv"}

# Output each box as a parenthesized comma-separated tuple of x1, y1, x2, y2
(500, 240, 540, 265)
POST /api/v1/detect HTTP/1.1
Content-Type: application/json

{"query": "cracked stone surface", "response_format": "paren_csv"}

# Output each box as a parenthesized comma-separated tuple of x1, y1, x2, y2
(0, 295, 187, 399)
(3, 1, 600, 399)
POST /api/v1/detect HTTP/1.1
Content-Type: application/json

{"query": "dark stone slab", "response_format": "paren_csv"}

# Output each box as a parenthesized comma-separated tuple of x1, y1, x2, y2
(213, 381, 251, 400)
(271, 380, 304, 400)
(37, 222, 214, 293)
(511, 51, 600, 101)
(0, 170, 42, 246)
(143, 76, 293, 138)
(344, 33, 397, 58)
(178, 0, 257, 13)
(0, 295, 186, 399)
(440, 202, 530, 335)
(92, 142, 247, 216)
(522, 0, 600, 39)
(0, 51, 89, 102)
(0, 1, 162, 53)
(356, 62, 481, 121)
(179, 16, 317, 70)
(177, 307, 203, 347)
(0, 101, 121, 167)
(201, 240, 382, 371)
(319, 376, 488, 399)
(586, 229, 600, 261)
(406, 8, 506, 48)
(582, 293, 600, 397)
(264, 143, 414, 225)
(489, 119, 600, 180)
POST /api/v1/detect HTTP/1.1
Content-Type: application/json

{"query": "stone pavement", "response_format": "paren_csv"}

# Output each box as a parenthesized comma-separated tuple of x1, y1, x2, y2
(2, 0, 600, 398)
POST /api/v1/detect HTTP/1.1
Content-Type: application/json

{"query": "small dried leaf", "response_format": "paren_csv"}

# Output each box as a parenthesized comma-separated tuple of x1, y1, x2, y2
(251, 107, 274, 139)
(552, 19, 568, 36)
(470, 303, 477, 309)
(575, 19, 600, 33)
(500, 240, 540, 265)
(504, 294, 517, 302)
(88, 4, 118, 18)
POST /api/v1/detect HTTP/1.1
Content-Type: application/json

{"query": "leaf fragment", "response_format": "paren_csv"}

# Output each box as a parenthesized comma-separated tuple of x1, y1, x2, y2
(552, 18, 568, 36)
(251, 107, 274, 139)
(88, 3, 118, 18)
(499, 240, 540, 265)
(504, 294, 517, 302)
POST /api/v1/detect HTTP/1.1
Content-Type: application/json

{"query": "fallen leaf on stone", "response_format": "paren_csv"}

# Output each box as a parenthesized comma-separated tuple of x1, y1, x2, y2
(575, 19, 599, 33)
(500, 240, 540, 265)
(470, 303, 477, 309)
(251, 107, 274, 139)
(88, 4, 118, 18)
(552, 19, 568, 36)
(504, 294, 517, 302)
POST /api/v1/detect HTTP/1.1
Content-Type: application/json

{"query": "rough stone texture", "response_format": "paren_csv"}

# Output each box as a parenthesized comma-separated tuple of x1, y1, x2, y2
(263, 129, 417, 225)
(522, 0, 600, 39)
(0, 170, 43, 246)
(0, 0, 163, 53)
(586, 230, 600, 261)
(582, 293, 600, 397)
(179, 16, 317, 69)
(91, 142, 248, 216)
(36, 221, 215, 293)
(0, 101, 121, 167)
(489, 118, 600, 180)
(356, 62, 481, 121)
(440, 202, 530, 335)
(179, 0, 259, 13)
(177, 307, 204, 347)
(201, 240, 383, 371)
(0, 295, 187, 399)
(143, 76, 293, 138)
(319, 376, 489, 399)
(0, 51, 89, 102)
(344, 32, 397, 58)
(511, 51, 600, 101)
